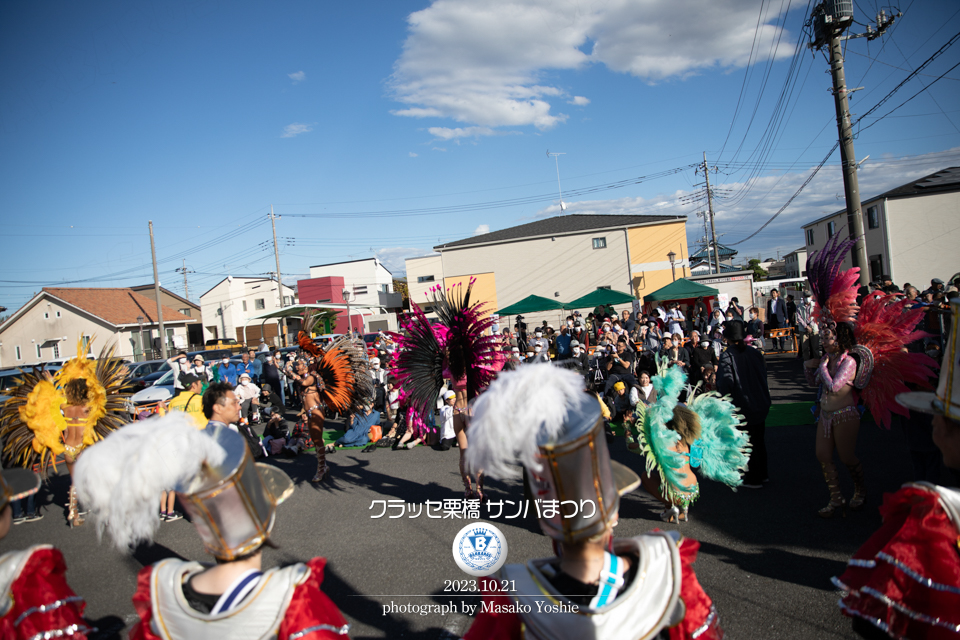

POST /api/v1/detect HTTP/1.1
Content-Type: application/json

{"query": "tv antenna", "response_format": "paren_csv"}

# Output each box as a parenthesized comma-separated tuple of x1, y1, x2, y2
(546, 150, 566, 212)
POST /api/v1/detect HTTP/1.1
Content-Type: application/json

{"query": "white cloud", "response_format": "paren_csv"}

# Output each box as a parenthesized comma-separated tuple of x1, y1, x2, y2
(375, 247, 426, 275)
(432, 146, 447, 152)
(528, 148, 960, 261)
(390, 0, 792, 132)
(569, 96, 590, 106)
(409, 151, 419, 157)
(281, 122, 312, 138)
(428, 126, 496, 140)
(288, 70, 306, 83)
(473, 224, 490, 235)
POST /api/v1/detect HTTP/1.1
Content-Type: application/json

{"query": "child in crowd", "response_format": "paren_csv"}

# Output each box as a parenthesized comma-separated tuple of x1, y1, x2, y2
(436, 390, 457, 450)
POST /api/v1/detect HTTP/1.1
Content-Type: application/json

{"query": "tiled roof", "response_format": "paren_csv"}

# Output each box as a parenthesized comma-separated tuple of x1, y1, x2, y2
(690, 243, 737, 259)
(435, 214, 684, 250)
(43, 288, 195, 325)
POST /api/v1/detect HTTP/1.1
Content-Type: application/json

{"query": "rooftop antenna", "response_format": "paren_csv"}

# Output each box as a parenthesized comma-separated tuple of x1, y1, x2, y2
(546, 150, 566, 213)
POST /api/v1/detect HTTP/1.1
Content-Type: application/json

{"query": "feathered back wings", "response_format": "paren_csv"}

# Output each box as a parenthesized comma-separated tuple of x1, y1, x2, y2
(854, 292, 938, 428)
(429, 279, 501, 400)
(313, 337, 373, 413)
(807, 232, 860, 326)
(0, 340, 131, 475)
(388, 303, 446, 426)
(297, 310, 323, 357)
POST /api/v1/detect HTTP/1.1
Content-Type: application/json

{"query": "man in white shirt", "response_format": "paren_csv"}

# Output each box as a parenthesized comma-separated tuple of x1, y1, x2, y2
(664, 302, 685, 338)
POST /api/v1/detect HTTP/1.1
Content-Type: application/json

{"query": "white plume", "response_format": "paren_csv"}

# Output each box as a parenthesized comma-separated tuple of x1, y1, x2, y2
(466, 363, 586, 479)
(74, 413, 226, 551)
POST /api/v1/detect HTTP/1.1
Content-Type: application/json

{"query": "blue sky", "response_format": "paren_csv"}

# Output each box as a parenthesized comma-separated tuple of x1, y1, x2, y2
(2, 0, 959, 311)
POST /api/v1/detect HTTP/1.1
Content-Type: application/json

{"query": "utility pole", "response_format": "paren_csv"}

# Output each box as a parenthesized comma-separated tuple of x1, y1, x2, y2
(547, 151, 567, 212)
(702, 152, 721, 275)
(148, 221, 167, 359)
(175, 259, 194, 301)
(269, 206, 287, 346)
(810, 3, 897, 285)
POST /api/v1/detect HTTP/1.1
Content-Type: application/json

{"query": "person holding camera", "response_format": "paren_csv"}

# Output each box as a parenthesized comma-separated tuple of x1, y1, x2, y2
(603, 337, 637, 395)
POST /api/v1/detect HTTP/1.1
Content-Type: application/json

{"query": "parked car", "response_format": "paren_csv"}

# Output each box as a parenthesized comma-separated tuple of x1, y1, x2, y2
(0, 364, 62, 406)
(205, 338, 245, 352)
(313, 333, 344, 347)
(126, 359, 166, 380)
(128, 369, 175, 418)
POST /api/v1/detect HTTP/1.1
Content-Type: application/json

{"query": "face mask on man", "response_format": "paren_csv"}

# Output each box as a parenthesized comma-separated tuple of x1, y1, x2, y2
(573, 348, 581, 356)
(222, 358, 229, 365)
(240, 379, 249, 386)
(179, 357, 187, 365)
(371, 361, 380, 369)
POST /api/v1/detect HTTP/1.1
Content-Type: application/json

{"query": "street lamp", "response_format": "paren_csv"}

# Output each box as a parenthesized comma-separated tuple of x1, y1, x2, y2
(137, 316, 145, 362)
(667, 251, 677, 282)
(342, 289, 353, 339)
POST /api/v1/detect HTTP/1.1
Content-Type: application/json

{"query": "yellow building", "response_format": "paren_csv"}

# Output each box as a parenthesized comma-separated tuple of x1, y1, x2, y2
(406, 214, 689, 324)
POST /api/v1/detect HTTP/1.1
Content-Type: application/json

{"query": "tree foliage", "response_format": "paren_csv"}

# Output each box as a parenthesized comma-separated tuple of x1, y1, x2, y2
(747, 258, 768, 282)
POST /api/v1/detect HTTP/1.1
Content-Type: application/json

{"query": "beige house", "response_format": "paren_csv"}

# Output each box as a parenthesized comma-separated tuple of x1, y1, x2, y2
(407, 214, 690, 326)
(0, 288, 197, 368)
(802, 167, 960, 286)
(130, 284, 203, 347)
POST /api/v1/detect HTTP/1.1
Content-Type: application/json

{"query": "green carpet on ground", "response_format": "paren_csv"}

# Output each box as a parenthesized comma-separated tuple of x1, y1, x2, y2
(767, 402, 815, 427)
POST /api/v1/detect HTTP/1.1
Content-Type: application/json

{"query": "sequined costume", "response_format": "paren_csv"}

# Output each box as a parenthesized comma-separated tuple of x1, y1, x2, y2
(0, 466, 90, 640)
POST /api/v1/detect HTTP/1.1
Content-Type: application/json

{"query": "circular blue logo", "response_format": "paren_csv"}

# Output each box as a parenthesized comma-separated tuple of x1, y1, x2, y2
(452, 522, 508, 576)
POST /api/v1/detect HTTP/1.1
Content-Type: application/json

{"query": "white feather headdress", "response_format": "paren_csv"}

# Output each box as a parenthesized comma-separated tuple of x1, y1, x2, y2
(74, 413, 226, 551)
(465, 364, 587, 479)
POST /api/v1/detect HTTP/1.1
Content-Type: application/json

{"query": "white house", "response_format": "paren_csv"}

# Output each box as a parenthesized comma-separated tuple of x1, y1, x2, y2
(784, 248, 808, 279)
(305, 258, 403, 332)
(0, 287, 196, 367)
(199, 277, 297, 345)
(405, 254, 444, 317)
(802, 167, 960, 286)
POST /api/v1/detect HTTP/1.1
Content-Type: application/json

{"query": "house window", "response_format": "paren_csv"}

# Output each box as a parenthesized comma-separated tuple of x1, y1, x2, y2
(592, 237, 607, 250)
(417, 275, 435, 283)
(15, 346, 21, 360)
(53, 343, 59, 358)
(242, 300, 247, 312)
(81, 336, 91, 352)
(805, 229, 815, 245)
(867, 206, 879, 229)
(316, 299, 331, 304)
(35, 344, 41, 359)
(255, 298, 265, 310)
(56, 311, 61, 317)
(44, 312, 49, 319)
(869, 255, 883, 282)
(283, 296, 294, 306)
(353, 286, 368, 295)
(827, 222, 836, 238)
(179, 308, 191, 317)
(380, 284, 389, 293)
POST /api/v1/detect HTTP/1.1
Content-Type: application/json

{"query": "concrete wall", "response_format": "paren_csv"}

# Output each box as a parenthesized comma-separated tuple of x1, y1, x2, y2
(439, 226, 631, 328)
(0, 295, 190, 367)
(406, 255, 443, 312)
(886, 192, 960, 286)
(442, 273, 498, 318)
(803, 190, 960, 287)
(628, 221, 690, 296)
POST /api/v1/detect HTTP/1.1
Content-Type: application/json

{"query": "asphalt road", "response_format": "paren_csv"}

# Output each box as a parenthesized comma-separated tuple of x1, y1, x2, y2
(4, 354, 955, 639)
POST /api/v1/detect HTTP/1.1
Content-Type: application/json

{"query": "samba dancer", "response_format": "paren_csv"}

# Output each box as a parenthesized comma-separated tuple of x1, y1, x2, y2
(832, 299, 960, 638)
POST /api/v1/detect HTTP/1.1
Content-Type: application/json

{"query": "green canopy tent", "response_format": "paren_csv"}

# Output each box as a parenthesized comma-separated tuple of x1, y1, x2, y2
(564, 288, 636, 310)
(496, 295, 568, 315)
(642, 278, 719, 303)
